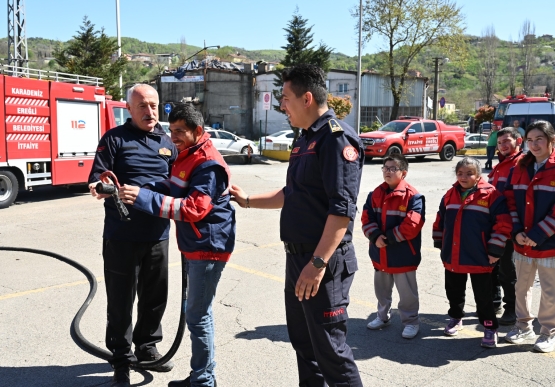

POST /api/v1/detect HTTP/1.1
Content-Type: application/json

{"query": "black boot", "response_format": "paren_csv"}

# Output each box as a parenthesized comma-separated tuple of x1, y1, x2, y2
(168, 371, 217, 387)
(111, 365, 130, 387)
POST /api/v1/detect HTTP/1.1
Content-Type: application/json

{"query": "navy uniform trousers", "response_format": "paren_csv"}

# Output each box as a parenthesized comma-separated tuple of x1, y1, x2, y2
(284, 242, 362, 387)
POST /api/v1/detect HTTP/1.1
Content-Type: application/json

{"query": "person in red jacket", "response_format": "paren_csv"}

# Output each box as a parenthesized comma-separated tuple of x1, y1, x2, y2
(120, 103, 235, 387)
(504, 120, 555, 353)
(487, 127, 524, 325)
(433, 157, 512, 348)
(361, 154, 425, 339)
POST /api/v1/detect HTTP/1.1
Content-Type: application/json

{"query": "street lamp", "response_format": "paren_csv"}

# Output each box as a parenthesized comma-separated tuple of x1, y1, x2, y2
(432, 57, 449, 120)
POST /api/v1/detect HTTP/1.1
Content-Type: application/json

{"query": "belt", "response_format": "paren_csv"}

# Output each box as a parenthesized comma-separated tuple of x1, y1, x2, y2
(283, 241, 350, 255)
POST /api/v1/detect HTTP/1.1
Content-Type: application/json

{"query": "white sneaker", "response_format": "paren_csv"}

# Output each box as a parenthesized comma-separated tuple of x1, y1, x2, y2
(504, 326, 536, 344)
(367, 316, 391, 330)
(402, 324, 419, 339)
(533, 333, 555, 353)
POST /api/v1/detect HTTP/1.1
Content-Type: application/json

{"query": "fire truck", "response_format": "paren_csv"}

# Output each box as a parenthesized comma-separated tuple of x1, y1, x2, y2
(0, 66, 129, 209)
(493, 94, 551, 130)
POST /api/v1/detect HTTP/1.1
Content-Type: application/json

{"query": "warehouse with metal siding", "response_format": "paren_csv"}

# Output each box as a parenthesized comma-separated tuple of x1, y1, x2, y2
(360, 73, 426, 127)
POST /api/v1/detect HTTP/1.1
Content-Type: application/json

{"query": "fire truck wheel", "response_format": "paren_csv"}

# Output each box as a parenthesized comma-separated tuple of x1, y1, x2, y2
(0, 170, 18, 209)
(439, 143, 455, 161)
(386, 145, 402, 156)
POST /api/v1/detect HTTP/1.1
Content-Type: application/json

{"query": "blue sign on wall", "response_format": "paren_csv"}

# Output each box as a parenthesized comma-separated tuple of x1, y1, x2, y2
(164, 103, 172, 114)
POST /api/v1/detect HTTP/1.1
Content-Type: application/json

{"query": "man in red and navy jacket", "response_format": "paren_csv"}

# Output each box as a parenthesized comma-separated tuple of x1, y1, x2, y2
(487, 127, 523, 325)
(120, 103, 235, 387)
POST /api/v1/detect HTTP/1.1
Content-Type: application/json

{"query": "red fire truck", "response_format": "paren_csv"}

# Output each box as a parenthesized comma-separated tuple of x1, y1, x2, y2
(0, 66, 129, 208)
(493, 94, 551, 130)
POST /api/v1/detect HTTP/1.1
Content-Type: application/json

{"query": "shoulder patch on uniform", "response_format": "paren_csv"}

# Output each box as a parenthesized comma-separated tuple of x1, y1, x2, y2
(342, 146, 358, 162)
(97, 146, 106, 152)
(308, 141, 316, 150)
(329, 119, 344, 133)
(292, 147, 300, 154)
(179, 171, 186, 179)
(159, 147, 172, 156)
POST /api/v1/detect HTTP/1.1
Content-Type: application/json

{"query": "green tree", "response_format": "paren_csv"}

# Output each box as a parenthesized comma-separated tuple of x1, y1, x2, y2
(272, 9, 333, 142)
(53, 16, 127, 100)
(357, 0, 466, 121)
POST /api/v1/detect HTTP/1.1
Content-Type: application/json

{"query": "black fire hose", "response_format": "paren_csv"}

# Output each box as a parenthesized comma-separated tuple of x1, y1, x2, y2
(0, 246, 187, 370)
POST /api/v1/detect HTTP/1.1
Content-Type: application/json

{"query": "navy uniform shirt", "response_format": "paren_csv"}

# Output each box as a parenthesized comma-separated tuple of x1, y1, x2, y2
(89, 119, 177, 242)
(281, 109, 364, 243)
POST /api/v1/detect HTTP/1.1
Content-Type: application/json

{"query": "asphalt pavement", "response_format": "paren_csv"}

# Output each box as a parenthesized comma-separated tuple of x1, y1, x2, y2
(0, 154, 553, 387)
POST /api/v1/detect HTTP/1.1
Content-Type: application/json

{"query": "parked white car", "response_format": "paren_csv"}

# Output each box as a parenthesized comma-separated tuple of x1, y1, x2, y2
(259, 130, 295, 151)
(206, 129, 258, 155)
(464, 134, 488, 149)
(159, 121, 170, 135)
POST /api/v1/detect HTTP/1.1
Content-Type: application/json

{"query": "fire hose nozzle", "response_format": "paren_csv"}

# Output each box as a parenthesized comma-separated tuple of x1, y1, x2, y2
(96, 182, 131, 222)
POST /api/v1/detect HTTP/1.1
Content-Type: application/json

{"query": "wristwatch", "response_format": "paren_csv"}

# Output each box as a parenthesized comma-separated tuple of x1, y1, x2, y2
(312, 256, 327, 269)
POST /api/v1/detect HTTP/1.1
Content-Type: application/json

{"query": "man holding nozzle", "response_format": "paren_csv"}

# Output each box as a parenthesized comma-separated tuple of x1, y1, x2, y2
(89, 84, 177, 387)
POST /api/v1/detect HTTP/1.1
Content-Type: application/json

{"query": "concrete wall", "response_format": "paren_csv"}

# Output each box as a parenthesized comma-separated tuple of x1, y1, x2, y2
(156, 69, 254, 138)
(327, 71, 357, 128)
(254, 73, 290, 139)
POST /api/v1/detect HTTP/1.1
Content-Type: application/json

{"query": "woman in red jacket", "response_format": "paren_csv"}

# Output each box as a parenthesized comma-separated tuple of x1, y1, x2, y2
(433, 157, 512, 348)
(504, 120, 555, 353)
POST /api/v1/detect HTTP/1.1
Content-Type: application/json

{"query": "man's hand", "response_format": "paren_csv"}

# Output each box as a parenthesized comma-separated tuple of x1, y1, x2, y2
(375, 234, 387, 248)
(488, 255, 500, 264)
(119, 184, 140, 205)
(89, 181, 110, 200)
(229, 184, 248, 208)
(295, 263, 326, 301)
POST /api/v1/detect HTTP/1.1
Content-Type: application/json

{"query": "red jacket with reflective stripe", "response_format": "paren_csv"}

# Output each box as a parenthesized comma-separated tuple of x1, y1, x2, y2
(433, 178, 512, 273)
(488, 151, 523, 192)
(361, 180, 425, 273)
(133, 133, 235, 261)
(505, 151, 555, 258)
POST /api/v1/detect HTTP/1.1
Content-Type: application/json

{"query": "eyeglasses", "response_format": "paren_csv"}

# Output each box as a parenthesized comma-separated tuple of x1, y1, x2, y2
(381, 166, 402, 173)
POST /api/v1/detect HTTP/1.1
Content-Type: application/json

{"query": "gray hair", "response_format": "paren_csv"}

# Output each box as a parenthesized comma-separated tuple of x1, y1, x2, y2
(126, 84, 157, 103)
(455, 156, 482, 175)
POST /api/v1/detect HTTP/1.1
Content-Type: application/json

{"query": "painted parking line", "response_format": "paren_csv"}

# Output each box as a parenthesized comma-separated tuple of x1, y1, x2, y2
(3, 241, 554, 359)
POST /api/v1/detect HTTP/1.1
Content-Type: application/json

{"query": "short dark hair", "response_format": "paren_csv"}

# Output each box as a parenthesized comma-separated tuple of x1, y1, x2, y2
(281, 64, 328, 106)
(497, 127, 521, 140)
(168, 103, 204, 131)
(383, 154, 409, 171)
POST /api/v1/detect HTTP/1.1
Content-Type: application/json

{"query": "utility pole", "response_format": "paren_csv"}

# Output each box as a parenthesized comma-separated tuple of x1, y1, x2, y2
(356, 0, 363, 134)
(7, 0, 29, 75)
(116, 0, 122, 99)
(432, 57, 449, 120)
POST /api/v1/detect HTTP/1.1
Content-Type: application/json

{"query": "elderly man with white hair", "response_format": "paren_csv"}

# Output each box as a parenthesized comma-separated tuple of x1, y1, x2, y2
(88, 84, 178, 387)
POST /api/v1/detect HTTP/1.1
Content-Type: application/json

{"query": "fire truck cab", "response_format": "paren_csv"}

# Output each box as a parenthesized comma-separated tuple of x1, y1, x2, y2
(0, 66, 128, 208)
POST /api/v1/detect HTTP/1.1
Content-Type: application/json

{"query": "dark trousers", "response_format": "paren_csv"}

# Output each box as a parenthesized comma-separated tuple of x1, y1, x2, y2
(284, 243, 362, 387)
(498, 241, 517, 310)
(103, 239, 169, 368)
(445, 269, 499, 330)
(485, 146, 496, 168)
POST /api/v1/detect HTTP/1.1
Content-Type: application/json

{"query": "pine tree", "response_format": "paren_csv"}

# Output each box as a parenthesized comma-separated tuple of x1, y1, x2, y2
(272, 9, 333, 141)
(53, 16, 127, 100)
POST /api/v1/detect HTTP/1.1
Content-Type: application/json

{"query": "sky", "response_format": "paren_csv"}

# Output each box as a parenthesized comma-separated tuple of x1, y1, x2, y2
(1, 0, 553, 58)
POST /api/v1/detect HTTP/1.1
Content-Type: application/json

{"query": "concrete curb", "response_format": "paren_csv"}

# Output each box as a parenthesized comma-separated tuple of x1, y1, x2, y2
(222, 154, 284, 165)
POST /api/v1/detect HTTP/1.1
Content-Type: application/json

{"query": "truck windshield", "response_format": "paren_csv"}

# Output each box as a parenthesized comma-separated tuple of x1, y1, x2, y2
(494, 103, 508, 121)
(113, 107, 131, 127)
(378, 122, 410, 133)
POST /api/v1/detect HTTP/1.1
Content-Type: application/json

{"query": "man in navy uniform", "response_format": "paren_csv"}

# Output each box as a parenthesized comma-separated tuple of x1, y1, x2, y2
(230, 64, 364, 387)
(89, 84, 177, 387)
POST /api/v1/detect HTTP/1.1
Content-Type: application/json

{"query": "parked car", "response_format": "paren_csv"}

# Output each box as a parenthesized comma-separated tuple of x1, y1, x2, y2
(206, 129, 258, 154)
(478, 122, 493, 134)
(464, 134, 488, 149)
(359, 116, 466, 161)
(259, 130, 295, 151)
(159, 121, 170, 135)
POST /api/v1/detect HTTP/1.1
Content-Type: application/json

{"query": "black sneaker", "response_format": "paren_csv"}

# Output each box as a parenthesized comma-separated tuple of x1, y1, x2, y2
(499, 309, 517, 325)
(168, 371, 218, 387)
(134, 348, 174, 372)
(111, 365, 130, 387)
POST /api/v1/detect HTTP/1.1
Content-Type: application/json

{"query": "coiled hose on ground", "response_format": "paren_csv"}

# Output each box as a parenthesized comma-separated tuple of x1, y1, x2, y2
(0, 246, 186, 370)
